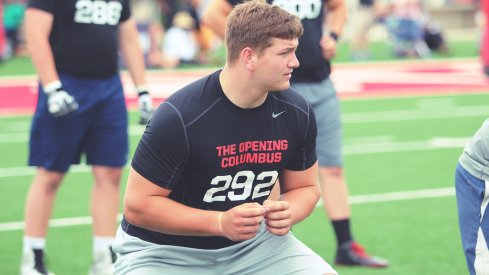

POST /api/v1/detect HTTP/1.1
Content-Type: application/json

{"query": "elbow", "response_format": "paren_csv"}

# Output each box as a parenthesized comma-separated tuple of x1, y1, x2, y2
(311, 184, 321, 205)
(123, 197, 145, 226)
(200, 16, 214, 34)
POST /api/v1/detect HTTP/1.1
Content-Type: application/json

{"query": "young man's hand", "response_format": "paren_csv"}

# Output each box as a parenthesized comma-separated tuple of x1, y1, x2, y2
(219, 203, 266, 241)
(137, 89, 154, 125)
(263, 199, 292, 236)
(44, 81, 78, 117)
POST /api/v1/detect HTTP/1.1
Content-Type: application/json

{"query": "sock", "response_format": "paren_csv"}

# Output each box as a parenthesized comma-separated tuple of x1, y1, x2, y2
(23, 236, 46, 251)
(93, 236, 114, 253)
(331, 219, 353, 247)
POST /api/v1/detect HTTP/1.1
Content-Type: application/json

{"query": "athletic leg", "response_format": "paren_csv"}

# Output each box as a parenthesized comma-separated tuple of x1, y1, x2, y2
(24, 168, 65, 237)
(85, 75, 128, 275)
(482, 0, 489, 75)
(91, 166, 123, 236)
(455, 164, 489, 275)
(293, 79, 388, 268)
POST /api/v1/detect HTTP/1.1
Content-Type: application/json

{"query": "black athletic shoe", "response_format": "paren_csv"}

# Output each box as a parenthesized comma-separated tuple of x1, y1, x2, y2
(335, 241, 389, 268)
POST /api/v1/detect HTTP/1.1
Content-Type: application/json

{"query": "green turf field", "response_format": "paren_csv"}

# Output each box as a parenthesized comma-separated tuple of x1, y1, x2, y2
(0, 38, 480, 76)
(1, 91, 488, 274)
(0, 37, 485, 274)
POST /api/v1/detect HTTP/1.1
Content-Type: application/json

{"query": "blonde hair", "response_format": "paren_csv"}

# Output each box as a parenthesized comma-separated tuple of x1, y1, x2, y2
(225, 0, 303, 64)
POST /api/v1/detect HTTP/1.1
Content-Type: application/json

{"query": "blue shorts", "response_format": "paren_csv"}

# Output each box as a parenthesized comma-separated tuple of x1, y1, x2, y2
(455, 163, 489, 275)
(292, 78, 342, 167)
(29, 73, 128, 172)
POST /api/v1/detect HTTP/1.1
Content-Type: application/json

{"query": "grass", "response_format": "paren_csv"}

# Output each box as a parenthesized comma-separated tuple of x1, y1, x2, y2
(0, 36, 485, 274)
(1, 92, 488, 274)
(0, 38, 480, 77)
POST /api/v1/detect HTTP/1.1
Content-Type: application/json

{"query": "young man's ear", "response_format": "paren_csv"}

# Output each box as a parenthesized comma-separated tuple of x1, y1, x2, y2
(241, 47, 255, 71)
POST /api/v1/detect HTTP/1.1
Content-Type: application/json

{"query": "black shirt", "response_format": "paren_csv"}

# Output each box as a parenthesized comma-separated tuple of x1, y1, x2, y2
(125, 70, 317, 249)
(27, 0, 131, 77)
(228, 0, 331, 83)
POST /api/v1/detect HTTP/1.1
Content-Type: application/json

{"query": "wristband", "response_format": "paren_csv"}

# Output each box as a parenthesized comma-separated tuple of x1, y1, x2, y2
(43, 80, 62, 94)
(218, 212, 223, 234)
(329, 31, 339, 42)
(136, 85, 149, 96)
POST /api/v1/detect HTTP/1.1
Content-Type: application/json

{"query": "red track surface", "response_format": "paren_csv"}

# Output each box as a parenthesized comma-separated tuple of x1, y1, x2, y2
(1, 59, 488, 115)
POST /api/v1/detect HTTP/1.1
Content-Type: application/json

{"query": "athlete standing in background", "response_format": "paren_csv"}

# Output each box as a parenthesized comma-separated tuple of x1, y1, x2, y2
(455, 118, 489, 275)
(203, 0, 389, 267)
(21, 0, 153, 274)
(112, 1, 337, 274)
(482, 0, 489, 76)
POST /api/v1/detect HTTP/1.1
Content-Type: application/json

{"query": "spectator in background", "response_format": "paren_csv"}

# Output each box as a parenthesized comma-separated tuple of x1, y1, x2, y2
(203, 0, 389, 268)
(455, 118, 489, 275)
(149, 0, 212, 68)
(385, 0, 431, 58)
(21, 0, 153, 274)
(3, 0, 26, 59)
(131, 0, 166, 67)
(350, 0, 391, 60)
(481, 0, 489, 75)
(0, 1, 6, 61)
(161, 10, 202, 66)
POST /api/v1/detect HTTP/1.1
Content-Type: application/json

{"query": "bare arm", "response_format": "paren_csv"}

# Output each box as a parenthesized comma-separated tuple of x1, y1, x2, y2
(124, 167, 267, 241)
(118, 18, 146, 87)
(201, 0, 233, 39)
(321, 0, 348, 60)
(279, 162, 320, 223)
(263, 162, 320, 235)
(24, 8, 58, 86)
(124, 167, 222, 236)
(325, 0, 348, 37)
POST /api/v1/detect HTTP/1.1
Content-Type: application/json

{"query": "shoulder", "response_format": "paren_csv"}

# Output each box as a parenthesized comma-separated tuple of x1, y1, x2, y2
(27, 0, 55, 12)
(163, 71, 221, 124)
(270, 88, 311, 116)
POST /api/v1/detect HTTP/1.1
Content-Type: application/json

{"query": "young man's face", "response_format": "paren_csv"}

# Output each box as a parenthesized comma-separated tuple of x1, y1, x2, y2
(253, 38, 300, 91)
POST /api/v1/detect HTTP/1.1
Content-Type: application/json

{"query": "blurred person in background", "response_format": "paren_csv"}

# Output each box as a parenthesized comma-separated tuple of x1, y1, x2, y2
(349, 0, 391, 61)
(130, 0, 168, 68)
(455, 118, 489, 275)
(3, 0, 26, 59)
(161, 10, 203, 66)
(203, 0, 389, 268)
(0, 1, 5, 61)
(21, 0, 153, 274)
(481, 0, 489, 75)
(156, 0, 214, 68)
(384, 0, 430, 58)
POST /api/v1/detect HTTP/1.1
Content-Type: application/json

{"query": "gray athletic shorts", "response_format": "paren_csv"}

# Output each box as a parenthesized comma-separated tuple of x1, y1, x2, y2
(112, 223, 337, 275)
(292, 78, 342, 167)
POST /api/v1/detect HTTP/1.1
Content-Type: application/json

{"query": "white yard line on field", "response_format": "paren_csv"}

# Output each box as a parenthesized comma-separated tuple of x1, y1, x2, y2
(0, 187, 455, 232)
(0, 104, 487, 143)
(342, 105, 489, 123)
(0, 136, 468, 178)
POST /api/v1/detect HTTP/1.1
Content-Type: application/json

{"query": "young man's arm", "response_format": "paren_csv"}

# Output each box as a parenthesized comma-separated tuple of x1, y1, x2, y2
(325, 0, 348, 37)
(124, 167, 221, 236)
(25, 8, 78, 117)
(124, 167, 267, 242)
(263, 162, 320, 236)
(118, 18, 154, 124)
(118, 18, 146, 87)
(201, 0, 233, 39)
(321, 0, 348, 60)
(24, 8, 58, 86)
